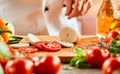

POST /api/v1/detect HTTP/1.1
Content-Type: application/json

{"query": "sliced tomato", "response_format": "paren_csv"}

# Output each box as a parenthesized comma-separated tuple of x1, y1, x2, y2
(34, 41, 61, 52)
(17, 47, 39, 53)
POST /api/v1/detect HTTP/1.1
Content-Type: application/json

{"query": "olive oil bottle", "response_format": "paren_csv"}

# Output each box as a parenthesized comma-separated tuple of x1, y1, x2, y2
(97, 0, 114, 38)
(110, 0, 120, 32)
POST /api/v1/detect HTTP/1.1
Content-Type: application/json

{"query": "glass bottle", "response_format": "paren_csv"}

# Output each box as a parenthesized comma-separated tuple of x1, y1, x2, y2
(97, 0, 114, 39)
(110, 0, 120, 31)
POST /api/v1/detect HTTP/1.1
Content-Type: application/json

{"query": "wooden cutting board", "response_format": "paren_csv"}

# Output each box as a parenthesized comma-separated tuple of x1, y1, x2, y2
(20, 35, 98, 63)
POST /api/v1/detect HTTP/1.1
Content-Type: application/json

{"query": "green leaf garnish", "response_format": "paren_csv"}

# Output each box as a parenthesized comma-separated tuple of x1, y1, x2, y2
(63, 66, 73, 70)
(75, 48, 85, 57)
(70, 48, 88, 68)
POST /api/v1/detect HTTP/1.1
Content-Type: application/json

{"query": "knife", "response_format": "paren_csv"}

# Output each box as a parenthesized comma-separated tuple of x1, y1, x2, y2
(27, 33, 41, 43)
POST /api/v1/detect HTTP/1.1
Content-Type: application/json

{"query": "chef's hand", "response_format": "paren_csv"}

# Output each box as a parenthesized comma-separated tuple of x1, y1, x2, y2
(64, 0, 92, 19)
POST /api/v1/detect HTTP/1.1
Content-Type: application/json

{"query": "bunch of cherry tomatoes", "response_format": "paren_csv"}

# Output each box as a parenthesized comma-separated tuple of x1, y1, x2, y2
(0, 55, 61, 74)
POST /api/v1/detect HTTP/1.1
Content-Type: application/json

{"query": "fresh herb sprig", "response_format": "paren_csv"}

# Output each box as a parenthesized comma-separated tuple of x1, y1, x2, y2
(70, 48, 92, 68)
(108, 40, 120, 57)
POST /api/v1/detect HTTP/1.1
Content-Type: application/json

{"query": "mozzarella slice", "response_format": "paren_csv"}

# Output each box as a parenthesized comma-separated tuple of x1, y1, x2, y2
(55, 39, 74, 48)
(59, 27, 79, 43)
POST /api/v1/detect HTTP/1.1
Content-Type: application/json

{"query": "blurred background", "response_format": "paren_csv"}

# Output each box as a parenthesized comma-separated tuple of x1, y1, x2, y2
(79, 0, 102, 35)
(0, 0, 103, 35)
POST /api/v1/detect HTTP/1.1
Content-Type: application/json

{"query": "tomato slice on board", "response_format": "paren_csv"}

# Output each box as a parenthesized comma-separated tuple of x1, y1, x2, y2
(34, 41, 61, 52)
(17, 47, 39, 53)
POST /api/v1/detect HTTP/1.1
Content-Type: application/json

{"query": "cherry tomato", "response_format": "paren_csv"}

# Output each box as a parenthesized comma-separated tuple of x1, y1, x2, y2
(34, 55, 61, 74)
(34, 41, 61, 52)
(5, 58, 34, 74)
(102, 57, 120, 74)
(85, 46, 110, 67)
(0, 58, 10, 68)
(105, 30, 119, 44)
(10, 49, 19, 57)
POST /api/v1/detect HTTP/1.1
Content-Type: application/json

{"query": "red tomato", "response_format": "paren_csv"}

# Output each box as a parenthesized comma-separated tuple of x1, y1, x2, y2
(105, 30, 119, 44)
(34, 41, 61, 52)
(102, 57, 120, 74)
(10, 49, 19, 57)
(0, 58, 10, 68)
(34, 55, 61, 74)
(85, 46, 110, 67)
(5, 58, 34, 74)
(18, 47, 39, 53)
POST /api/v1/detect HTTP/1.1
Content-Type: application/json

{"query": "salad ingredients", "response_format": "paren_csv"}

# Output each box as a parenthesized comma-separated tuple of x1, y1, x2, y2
(0, 18, 23, 44)
(7, 35, 23, 44)
(27, 33, 40, 43)
(55, 39, 74, 47)
(34, 41, 61, 52)
(59, 27, 79, 43)
(85, 46, 110, 67)
(6, 23, 15, 35)
(0, 41, 11, 58)
(102, 57, 120, 74)
(0, 18, 12, 43)
(105, 30, 119, 44)
(17, 47, 39, 53)
(70, 48, 91, 68)
(109, 40, 120, 55)
(34, 55, 61, 74)
(5, 58, 34, 74)
(100, 30, 120, 56)
(0, 58, 10, 68)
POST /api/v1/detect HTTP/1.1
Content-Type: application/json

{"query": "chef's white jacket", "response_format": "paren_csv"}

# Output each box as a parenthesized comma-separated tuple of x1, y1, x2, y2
(0, 0, 81, 36)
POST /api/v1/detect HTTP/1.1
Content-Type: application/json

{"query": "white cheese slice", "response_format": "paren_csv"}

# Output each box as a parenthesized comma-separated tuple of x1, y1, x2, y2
(55, 39, 74, 48)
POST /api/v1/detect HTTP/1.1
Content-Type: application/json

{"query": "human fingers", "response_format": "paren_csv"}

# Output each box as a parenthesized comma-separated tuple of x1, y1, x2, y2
(64, 0, 73, 15)
(79, 0, 92, 15)
(68, 0, 84, 19)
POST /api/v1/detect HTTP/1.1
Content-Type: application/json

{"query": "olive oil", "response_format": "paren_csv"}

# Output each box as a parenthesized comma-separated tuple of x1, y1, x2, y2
(97, 0, 114, 38)
(110, 1, 120, 32)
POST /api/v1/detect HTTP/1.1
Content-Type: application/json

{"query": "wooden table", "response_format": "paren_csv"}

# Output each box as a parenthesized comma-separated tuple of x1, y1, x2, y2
(59, 64, 102, 74)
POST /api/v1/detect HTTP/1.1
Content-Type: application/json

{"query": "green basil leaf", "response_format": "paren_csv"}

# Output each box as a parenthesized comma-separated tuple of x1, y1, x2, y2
(75, 48, 85, 57)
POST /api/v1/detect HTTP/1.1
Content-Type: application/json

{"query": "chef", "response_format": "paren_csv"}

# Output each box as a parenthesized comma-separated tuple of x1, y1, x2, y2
(0, 0, 92, 35)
